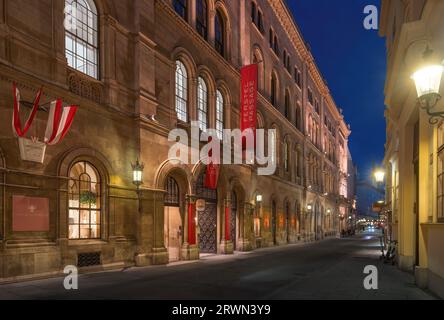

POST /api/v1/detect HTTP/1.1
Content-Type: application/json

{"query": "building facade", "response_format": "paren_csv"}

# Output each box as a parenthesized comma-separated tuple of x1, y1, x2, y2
(380, 0, 444, 298)
(0, 0, 351, 281)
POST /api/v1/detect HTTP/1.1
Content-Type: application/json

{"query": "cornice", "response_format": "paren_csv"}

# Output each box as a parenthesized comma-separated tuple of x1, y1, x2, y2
(156, 0, 240, 79)
(269, 0, 349, 130)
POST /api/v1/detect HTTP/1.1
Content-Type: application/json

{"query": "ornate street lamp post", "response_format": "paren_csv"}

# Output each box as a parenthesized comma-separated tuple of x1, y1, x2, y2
(132, 159, 144, 190)
(411, 46, 444, 125)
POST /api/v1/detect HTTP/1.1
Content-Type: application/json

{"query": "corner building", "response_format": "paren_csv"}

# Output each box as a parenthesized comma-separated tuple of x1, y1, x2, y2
(0, 0, 352, 281)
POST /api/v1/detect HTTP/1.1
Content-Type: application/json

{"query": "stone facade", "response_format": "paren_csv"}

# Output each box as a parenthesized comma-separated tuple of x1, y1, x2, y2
(0, 0, 352, 281)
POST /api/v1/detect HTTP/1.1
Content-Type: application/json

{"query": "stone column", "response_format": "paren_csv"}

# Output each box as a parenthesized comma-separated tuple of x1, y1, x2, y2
(181, 195, 199, 260)
(238, 202, 253, 251)
(135, 189, 168, 267)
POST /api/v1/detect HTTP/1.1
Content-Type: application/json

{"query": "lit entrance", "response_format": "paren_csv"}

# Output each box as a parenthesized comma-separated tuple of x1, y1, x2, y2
(164, 177, 183, 262)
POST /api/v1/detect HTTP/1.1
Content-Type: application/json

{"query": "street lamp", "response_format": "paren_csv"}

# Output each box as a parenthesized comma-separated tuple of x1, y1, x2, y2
(374, 169, 385, 184)
(411, 46, 444, 125)
(256, 194, 263, 203)
(132, 159, 144, 189)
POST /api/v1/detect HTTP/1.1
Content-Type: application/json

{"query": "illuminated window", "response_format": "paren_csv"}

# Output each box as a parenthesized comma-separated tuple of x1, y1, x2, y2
(175, 61, 188, 122)
(197, 77, 208, 131)
(69, 161, 101, 239)
(65, 0, 99, 79)
(216, 90, 224, 140)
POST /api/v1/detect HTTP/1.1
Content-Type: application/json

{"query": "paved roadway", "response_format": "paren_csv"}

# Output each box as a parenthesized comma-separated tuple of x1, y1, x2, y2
(0, 233, 437, 300)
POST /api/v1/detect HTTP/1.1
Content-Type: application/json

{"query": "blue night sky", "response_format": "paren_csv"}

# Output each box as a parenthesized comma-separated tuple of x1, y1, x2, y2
(287, 0, 387, 181)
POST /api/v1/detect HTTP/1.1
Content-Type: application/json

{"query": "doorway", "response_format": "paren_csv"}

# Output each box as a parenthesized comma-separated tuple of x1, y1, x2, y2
(164, 176, 183, 262)
(196, 172, 218, 254)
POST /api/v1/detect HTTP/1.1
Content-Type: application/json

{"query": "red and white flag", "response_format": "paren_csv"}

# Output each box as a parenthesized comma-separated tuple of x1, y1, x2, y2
(12, 82, 42, 137)
(44, 99, 78, 145)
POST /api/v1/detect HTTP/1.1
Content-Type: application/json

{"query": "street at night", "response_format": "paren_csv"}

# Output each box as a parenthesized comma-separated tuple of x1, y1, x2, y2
(0, 233, 435, 300)
(1, 0, 444, 309)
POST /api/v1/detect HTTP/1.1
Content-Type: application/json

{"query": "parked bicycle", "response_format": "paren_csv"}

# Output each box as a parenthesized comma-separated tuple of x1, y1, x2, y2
(380, 237, 398, 265)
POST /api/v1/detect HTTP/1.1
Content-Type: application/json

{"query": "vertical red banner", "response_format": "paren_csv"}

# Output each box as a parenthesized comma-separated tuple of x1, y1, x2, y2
(188, 202, 196, 245)
(225, 206, 231, 241)
(240, 64, 258, 150)
(204, 136, 220, 190)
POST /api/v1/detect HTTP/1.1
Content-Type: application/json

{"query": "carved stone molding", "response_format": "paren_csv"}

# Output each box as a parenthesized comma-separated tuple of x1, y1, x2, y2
(67, 70, 103, 104)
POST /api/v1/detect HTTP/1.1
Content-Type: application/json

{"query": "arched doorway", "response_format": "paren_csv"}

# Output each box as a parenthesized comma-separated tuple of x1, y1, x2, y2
(272, 200, 277, 245)
(196, 171, 218, 254)
(231, 191, 237, 250)
(164, 176, 183, 262)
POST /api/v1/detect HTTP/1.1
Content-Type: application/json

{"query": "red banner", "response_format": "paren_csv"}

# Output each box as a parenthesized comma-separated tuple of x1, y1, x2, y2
(225, 206, 230, 241)
(188, 202, 196, 245)
(204, 137, 220, 190)
(240, 64, 258, 150)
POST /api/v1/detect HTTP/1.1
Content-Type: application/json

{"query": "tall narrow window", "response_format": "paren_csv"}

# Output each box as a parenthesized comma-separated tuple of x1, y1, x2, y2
(197, 77, 208, 132)
(165, 176, 180, 207)
(251, 2, 256, 23)
(175, 61, 188, 122)
(308, 88, 314, 105)
(273, 36, 279, 55)
(173, 0, 187, 20)
(65, 0, 99, 79)
(271, 74, 277, 106)
(296, 105, 302, 130)
(69, 161, 101, 239)
(216, 90, 224, 140)
(215, 11, 225, 56)
(284, 91, 290, 119)
(196, 0, 208, 39)
(257, 10, 263, 32)
(269, 29, 273, 48)
(284, 141, 290, 172)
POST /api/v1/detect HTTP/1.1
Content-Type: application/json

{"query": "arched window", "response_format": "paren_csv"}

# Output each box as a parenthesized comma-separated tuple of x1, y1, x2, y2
(215, 11, 225, 56)
(65, 0, 99, 79)
(196, 0, 208, 39)
(175, 61, 188, 122)
(284, 91, 290, 119)
(173, 0, 187, 20)
(197, 77, 208, 132)
(271, 73, 277, 106)
(216, 90, 224, 140)
(68, 161, 101, 239)
(165, 176, 180, 207)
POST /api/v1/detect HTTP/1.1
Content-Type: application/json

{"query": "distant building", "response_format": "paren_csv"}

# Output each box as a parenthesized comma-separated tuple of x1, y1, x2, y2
(356, 181, 384, 218)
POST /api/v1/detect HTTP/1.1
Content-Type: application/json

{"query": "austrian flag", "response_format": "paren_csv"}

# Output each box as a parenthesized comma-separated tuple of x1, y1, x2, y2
(12, 83, 78, 145)
(44, 99, 78, 145)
